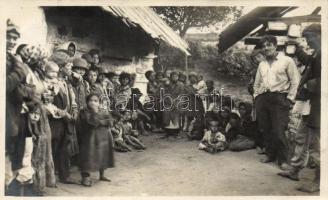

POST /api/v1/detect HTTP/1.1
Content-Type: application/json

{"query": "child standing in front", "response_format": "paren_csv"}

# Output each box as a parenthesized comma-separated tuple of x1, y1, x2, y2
(77, 93, 114, 187)
(199, 120, 227, 154)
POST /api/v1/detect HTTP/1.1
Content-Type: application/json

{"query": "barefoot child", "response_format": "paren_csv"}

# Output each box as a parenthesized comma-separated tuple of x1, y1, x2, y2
(199, 120, 227, 154)
(111, 118, 133, 152)
(127, 88, 152, 136)
(77, 93, 114, 187)
(122, 111, 146, 150)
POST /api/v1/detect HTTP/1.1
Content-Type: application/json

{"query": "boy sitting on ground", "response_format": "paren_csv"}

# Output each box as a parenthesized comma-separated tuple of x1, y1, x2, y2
(219, 106, 231, 133)
(111, 117, 133, 152)
(199, 120, 227, 154)
(122, 111, 147, 150)
(185, 114, 205, 141)
(127, 88, 152, 136)
(238, 102, 263, 151)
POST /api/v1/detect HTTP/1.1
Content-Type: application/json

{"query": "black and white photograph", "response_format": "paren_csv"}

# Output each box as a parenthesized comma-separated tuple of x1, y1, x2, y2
(1, 0, 327, 197)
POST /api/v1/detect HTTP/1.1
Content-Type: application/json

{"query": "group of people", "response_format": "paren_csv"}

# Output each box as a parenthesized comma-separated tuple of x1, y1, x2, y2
(252, 25, 321, 193)
(144, 23, 321, 194)
(5, 16, 321, 196)
(145, 69, 259, 153)
(5, 19, 150, 195)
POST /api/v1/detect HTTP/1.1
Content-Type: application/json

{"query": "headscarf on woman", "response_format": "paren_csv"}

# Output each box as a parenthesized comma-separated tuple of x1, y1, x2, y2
(16, 44, 56, 194)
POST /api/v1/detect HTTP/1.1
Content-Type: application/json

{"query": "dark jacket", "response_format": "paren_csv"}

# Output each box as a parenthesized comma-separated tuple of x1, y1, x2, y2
(295, 48, 321, 128)
(71, 78, 89, 111)
(49, 79, 79, 156)
(6, 53, 34, 152)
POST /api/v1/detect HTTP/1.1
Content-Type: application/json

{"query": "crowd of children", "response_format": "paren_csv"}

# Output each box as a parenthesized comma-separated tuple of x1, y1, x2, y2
(5, 19, 156, 195)
(6, 40, 262, 195)
(5, 18, 321, 195)
(144, 68, 260, 154)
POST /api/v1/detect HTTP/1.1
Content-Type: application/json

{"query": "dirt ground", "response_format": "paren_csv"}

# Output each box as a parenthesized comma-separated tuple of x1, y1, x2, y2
(45, 133, 318, 196)
(45, 64, 318, 196)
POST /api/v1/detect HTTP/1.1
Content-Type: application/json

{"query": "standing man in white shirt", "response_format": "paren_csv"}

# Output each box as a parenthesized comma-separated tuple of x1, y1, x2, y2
(253, 35, 300, 167)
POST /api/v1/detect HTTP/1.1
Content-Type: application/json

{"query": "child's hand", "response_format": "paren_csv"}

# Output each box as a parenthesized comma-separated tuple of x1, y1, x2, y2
(211, 138, 219, 144)
(72, 71, 83, 81)
(42, 92, 53, 104)
(32, 134, 39, 145)
(57, 109, 67, 118)
(65, 112, 73, 121)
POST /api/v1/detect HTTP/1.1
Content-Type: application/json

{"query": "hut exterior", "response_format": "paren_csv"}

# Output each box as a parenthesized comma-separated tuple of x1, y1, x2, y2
(42, 6, 189, 96)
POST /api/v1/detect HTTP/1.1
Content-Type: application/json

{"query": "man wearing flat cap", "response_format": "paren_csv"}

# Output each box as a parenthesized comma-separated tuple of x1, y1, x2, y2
(70, 57, 90, 111)
(278, 24, 321, 193)
(5, 19, 33, 188)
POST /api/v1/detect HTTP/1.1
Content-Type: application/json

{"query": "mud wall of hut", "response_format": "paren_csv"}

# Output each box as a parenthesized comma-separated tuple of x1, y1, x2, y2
(43, 7, 157, 96)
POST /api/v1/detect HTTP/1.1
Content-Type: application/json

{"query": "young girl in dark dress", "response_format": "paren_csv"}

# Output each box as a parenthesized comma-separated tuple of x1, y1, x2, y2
(77, 93, 114, 187)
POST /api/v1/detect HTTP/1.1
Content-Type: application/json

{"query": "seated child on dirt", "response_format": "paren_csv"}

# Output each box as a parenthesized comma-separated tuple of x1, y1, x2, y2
(111, 117, 133, 152)
(185, 114, 205, 141)
(127, 88, 152, 135)
(238, 102, 262, 148)
(224, 113, 255, 152)
(219, 106, 231, 133)
(199, 120, 227, 154)
(122, 111, 146, 150)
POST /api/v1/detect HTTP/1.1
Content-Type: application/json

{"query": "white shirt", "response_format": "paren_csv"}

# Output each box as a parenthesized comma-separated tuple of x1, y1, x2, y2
(193, 80, 207, 95)
(201, 130, 226, 144)
(253, 53, 300, 101)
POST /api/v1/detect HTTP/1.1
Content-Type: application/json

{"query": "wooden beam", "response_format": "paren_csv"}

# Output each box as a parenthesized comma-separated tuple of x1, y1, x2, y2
(244, 37, 261, 45)
(218, 7, 295, 53)
(260, 15, 321, 24)
(311, 7, 321, 15)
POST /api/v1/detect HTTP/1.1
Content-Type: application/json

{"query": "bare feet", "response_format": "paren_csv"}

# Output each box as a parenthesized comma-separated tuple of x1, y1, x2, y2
(260, 155, 274, 163)
(296, 182, 319, 193)
(256, 146, 265, 154)
(99, 176, 111, 182)
(279, 163, 292, 171)
(81, 177, 93, 187)
(277, 171, 300, 181)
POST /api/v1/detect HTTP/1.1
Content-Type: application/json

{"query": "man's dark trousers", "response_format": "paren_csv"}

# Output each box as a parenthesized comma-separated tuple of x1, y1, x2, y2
(255, 92, 290, 163)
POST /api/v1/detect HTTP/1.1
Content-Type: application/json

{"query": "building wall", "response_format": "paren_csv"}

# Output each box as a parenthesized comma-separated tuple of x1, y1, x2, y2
(7, 7, 48, 52)
(43, 7, 156, 97)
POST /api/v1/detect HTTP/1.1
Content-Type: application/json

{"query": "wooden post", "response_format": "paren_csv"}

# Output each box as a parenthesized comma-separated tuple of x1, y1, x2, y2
(185, 54, 189, 83)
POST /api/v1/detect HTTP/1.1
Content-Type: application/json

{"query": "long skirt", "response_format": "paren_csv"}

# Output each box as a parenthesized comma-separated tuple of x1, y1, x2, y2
(79, 127, 114, 172)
